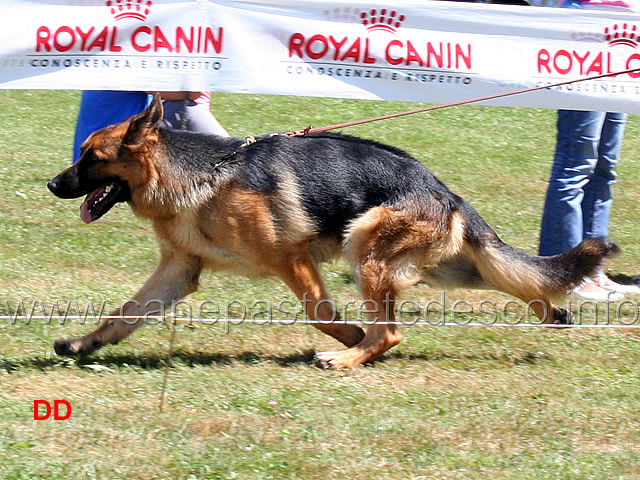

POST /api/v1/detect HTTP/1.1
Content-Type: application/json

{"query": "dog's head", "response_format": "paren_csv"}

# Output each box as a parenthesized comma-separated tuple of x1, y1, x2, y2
(48, 94, 163, 223)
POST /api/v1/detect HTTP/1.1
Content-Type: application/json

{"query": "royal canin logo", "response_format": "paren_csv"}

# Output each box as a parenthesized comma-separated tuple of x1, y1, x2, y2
(106, 0, 153, 22)
(604, 23, 638, 48)
(538, 22, 640, 78)
(360, 8, 405, 34)
(293, 7, 472, 70)
(33, 1, 223, 55)
(35, 25, 222, 54)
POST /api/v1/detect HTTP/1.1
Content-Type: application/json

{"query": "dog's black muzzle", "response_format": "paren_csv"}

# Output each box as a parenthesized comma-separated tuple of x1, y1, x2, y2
(48, 167, 87, 199)
(47, 176, 65, 196)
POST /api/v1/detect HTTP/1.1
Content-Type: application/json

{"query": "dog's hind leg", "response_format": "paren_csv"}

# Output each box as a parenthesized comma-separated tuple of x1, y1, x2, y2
(54, 248, 202, 356)
(276, 255, 366, 348)
(315, 205, 464, 369)
(314, 280, 403, 370)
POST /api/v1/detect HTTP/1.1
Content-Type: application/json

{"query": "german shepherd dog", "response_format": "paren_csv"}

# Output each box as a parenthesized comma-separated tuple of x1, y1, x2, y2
(48, 95, 617, 369)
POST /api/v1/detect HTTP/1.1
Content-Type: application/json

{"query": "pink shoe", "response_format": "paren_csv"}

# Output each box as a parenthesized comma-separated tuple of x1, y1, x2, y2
(573, 278, 624, 301)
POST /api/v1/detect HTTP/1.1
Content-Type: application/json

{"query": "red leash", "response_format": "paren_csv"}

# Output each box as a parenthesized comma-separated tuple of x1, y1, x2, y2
(284, 67, 640, 137)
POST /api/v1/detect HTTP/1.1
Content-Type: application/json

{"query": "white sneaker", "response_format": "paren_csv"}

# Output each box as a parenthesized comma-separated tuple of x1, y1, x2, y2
(593, 273, 640, 294)
(573, 278, 624, 301)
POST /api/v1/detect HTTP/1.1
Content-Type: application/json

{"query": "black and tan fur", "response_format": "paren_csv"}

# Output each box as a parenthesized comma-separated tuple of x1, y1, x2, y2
(48, 95, 618, 369)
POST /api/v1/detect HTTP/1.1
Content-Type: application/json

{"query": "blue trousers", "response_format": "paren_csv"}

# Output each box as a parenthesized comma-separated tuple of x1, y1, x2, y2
(539, 110, 626, 256)
(73, 91, 151, 163)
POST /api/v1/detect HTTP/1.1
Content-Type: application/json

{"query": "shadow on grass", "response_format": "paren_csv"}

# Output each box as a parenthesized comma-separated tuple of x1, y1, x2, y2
(0, 349, 320, 373)
(1, 347, 549, 373)
(383, 349, 547, 366)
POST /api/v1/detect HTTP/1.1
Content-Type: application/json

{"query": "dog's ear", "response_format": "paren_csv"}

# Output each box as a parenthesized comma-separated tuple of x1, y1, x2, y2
(123, 93, 164, 148)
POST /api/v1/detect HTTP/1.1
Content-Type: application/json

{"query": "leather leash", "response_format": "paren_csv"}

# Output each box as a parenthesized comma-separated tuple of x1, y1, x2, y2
(284, 67, 640, 137)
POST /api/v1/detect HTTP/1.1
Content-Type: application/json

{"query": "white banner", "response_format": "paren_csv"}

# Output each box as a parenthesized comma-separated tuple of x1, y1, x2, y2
(2, 0, 640, 111)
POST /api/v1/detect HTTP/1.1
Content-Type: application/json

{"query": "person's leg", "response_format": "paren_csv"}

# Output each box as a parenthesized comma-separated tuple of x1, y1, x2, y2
(582, 111, 626, 240)
(539, 110, 603, 256)
(581, 112, 639, 293)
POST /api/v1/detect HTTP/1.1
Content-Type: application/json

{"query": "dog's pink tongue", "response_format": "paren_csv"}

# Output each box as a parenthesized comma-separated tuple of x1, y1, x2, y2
(80, 200, 93, 224)
(80, 186, 107, 224)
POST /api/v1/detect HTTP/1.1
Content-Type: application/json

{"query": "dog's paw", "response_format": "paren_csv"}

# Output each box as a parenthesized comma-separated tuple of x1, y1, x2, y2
(314, 355, 332, 370)
(314, 351, 342, 369)
(314, 350, 361, 370)
(553, 307, 574, 326)
(54, 339, 77, 356)
(53, 337, 101, 356)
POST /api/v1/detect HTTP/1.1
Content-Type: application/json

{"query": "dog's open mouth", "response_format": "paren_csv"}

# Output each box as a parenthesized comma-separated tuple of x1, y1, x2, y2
(80, 182, 122, 224)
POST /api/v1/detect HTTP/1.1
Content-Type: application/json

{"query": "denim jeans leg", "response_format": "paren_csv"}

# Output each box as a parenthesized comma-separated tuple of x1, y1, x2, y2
(539, 110, 602, 256)
(582, 112, 626, 240)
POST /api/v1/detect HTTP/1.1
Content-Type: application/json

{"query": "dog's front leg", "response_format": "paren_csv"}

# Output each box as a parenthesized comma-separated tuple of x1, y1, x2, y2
(54, 249, 202, 356)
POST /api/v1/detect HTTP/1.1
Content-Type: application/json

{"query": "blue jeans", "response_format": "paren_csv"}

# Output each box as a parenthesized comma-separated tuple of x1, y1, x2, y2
(539, 110, 626, 256)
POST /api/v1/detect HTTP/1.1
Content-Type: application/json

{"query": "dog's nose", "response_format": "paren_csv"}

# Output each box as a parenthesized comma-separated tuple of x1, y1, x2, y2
(47, 177, 60, 193)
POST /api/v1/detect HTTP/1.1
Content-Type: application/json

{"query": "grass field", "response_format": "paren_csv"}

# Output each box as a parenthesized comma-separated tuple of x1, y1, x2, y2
(1, 90, 640, 479)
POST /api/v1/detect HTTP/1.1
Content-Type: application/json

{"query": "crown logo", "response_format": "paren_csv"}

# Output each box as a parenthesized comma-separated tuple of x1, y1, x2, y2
(106, 0, 153, 21)
(604, 23, 638, 48)
(360, 8, 405, 34)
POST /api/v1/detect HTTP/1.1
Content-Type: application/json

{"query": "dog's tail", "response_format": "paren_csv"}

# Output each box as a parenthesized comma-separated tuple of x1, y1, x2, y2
(469, 236, 620, 319)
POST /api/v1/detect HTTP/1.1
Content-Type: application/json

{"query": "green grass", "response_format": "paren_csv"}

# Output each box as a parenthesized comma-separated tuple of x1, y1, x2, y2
(1, 91, 640, 479)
